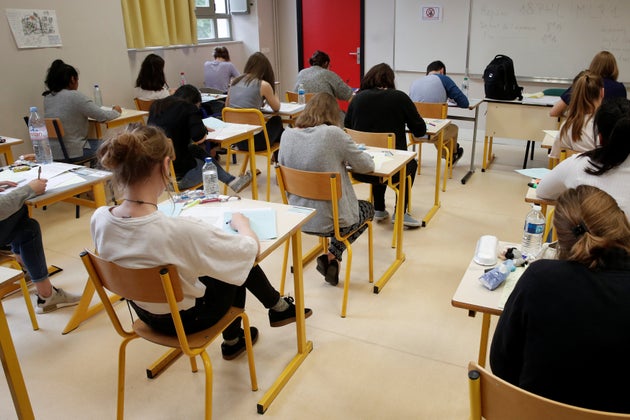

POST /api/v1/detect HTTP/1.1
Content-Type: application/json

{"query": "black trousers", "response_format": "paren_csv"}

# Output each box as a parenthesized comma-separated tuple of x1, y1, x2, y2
(352, 159, 418, 212)
(235, 115, 284, 151)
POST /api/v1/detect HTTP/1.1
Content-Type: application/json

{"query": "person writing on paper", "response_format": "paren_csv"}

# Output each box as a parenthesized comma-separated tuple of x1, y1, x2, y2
(226, 52, 284, 152)
(549, 71, 603, 159)
(409, 60, 468, 164)
(537, 98, 630, 216)
(550, 51, 626, 118)
(43, 59, 121, 161)
(279, 93, 374, 286)
(92, 125, 312, 359)
(294, 50, 353, 101)
(490, 185, 630, 414)
(203, 46, 240, 93)
(148, 84, 251, 193)
(345, 63, 426, 228)
(134, 53, 172, 101)
(0, 177, 80, 313)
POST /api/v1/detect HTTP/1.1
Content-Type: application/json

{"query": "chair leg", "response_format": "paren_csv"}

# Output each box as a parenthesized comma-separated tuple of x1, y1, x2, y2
(340, 241, 353, 318)
(240, 313, 258, 391)
(279, 241, 290, 295)
(117, 337, 135, 420)
(367, 222, 374, 284)
(19, 277, 38, 331)
(200, 351, 213, 420)
(417, 143, 422, 175)
(266, 157, 272, 202)
(189, 355, 198, 373)
(441, 146, 450, 192)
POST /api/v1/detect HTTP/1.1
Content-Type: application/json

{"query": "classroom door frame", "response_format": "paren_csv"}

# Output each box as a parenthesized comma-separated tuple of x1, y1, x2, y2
(296, 0, 365, 86)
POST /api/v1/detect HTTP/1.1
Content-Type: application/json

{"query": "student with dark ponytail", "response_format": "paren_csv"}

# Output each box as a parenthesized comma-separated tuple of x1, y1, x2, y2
(538, 97, 630, 216)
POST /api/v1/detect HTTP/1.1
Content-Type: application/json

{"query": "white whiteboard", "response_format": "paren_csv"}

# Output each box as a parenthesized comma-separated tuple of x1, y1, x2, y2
(469, 0, 630, 81)
(394, 0, 470, 74)
(393, 0, 630, 82)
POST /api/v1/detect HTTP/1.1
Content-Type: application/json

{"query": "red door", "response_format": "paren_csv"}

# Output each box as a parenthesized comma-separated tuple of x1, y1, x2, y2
(298, 0, 363, 110)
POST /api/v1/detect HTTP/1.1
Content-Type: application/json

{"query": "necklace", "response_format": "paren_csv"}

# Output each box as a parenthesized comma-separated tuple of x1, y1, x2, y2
(123, 198, 158, 209)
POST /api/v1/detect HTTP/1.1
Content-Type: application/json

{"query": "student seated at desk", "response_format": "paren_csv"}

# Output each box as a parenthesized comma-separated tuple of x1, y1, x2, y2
(550, 51, 627, 118)
(203, 46, 240, 94)
(43, 59, 121, 161)
(344, 63, 426, 228)
(490, 185, 630, 414)
(538, 98, 630, 216)
(91, 125, 312, 359)
(134, 54, 172, 101)
(226, 52, 284, 152)
(148, 84, 251, 193)
(549, 71, 603, 159)
(294, 50, 353, 101)
(0, 174, 80, 313)
(409, 60, 468, 164)
(279, 93, 374, 286)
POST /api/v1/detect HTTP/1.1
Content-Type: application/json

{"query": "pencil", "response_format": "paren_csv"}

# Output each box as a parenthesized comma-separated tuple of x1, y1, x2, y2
(38, 166, 41, 180)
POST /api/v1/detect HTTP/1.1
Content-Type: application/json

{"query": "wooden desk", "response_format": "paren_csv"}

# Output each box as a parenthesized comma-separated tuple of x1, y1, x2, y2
(0, 266, 35, 419)
(422, 117, 451, 227)
(0, 136, 24, 165)
(205, 122, 261, 200)
(451, 241, 517, 367)
(483, 97, 559, 171)
(524, 186, 555, 216)
(357, 147, 415, 293)
(262, 102, 306, 126)
(90, 109, 148, 138)
(447, 99, 483, 184)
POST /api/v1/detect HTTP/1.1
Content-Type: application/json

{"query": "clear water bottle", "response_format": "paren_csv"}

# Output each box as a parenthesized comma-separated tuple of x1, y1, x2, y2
(521, 204, 546, 260)
(461, 77, 469, 98)
(94, 84, 103, 107)
(297, 83, 306, 104)
(202, 157, 219, 198)
(180, 72, 187, 86)
(28, 106, 53, 164)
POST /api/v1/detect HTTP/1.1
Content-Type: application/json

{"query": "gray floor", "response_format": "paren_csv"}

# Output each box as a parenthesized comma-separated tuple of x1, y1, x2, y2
(0, 137, 550, 419)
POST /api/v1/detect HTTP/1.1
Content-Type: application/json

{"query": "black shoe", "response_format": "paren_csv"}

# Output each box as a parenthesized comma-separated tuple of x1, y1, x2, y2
(316, 255, 339, 286)
(269, 296, 313, 327)
(453, 145, 464, 164)
(221, 327, 259, 360)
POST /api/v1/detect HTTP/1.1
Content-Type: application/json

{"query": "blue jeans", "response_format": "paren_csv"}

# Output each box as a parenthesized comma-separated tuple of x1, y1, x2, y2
(81, 139, 101, 160)
(178, 158, 236, 191)
(0, 206, 48, 282)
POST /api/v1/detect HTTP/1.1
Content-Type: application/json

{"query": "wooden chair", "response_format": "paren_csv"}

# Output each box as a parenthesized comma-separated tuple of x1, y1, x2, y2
(285, 91, 315, 103)
(80, 250, 257, 420)
(276, 165, 373, 318)
(0, 254, 38, 331)
(133, 98, 154, 112)
(345, 128, 411, 248)
(222, 107, 278, 201)
(408, 102, 453, 190)
(468, 361, 630, 420)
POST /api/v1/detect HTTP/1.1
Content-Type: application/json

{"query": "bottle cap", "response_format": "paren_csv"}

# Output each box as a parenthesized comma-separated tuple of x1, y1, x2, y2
(94, 84, 99, 87)
(205, 157, 212, 163)
(532, 204, 541, 211)
(29, 106, 37, 112)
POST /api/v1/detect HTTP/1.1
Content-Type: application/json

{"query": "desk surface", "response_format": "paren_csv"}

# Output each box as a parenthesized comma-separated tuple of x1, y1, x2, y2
(0, 136, 24, 147)
(484, 95, 558, 107)
(262, 102, 306, 116)
(205, 121, 261, 142)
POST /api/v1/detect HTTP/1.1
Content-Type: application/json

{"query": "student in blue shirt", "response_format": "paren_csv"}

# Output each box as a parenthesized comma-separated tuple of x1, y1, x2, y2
(409, 60, 469, 164)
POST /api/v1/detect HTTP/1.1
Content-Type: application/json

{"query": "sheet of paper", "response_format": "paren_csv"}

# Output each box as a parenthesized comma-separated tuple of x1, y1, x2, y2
(365, 150, 393, 170)
(179, 205, 225, 226)
(202, 116, 227, 130)
(498, 266, 526, 309)
(515, 167, 550, 179)
(223, 208, 277, 240)
(262, 103, 306, 114)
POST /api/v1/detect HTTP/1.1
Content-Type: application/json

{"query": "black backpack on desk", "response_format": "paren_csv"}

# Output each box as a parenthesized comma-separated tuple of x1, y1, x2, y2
(483, 54, 523, 100)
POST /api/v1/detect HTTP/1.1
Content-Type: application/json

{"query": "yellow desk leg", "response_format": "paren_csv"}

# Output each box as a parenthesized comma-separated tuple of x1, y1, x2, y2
(247, 134, 258, 200)
(92, 182, 107, 207)
(62, 277, 120, 334)
(257, 230, 313, 414)
(478, 313, 492, 368)
(374, 165, 407, 293)
(422, 132, 443, 227)
(0, 302, 35, 420)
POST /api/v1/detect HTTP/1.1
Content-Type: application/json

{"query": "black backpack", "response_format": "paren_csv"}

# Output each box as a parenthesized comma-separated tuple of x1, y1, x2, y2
(483, 55, 523, 100)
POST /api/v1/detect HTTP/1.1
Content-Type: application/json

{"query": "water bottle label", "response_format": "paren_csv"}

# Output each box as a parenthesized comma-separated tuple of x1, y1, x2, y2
(29, 127, 48, 140)
(524, 222, 545, 234)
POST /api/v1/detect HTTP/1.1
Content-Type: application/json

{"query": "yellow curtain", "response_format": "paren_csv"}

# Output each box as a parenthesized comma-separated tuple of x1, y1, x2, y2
(121, 0, 198, 49)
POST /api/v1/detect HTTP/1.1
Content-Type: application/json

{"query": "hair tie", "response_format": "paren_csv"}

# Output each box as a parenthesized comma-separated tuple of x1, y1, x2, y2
(572, 222, 589, 238)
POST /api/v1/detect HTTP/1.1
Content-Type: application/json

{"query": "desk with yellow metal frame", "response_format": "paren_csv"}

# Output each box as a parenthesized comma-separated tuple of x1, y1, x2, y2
(0, 136, 24, 165)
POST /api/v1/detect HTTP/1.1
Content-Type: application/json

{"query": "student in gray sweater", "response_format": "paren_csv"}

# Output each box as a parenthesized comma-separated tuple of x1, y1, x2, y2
(0, 171, 79, 313)
(279, 93, 374, 286)
(43, 59, 121, 161)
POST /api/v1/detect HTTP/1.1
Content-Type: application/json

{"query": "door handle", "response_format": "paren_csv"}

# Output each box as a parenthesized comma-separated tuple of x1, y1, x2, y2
(348, 47, 360, 64)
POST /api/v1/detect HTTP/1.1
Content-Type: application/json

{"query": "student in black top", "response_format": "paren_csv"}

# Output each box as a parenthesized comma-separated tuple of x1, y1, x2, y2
(490, 185, 630, 414)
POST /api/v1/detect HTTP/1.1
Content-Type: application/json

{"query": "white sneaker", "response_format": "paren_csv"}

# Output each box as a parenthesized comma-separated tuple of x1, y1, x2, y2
(36, 287, 81, 314)
(229, 172, 252, 193)
(373, 210, 390, 222)
(391, 213, 422, 228)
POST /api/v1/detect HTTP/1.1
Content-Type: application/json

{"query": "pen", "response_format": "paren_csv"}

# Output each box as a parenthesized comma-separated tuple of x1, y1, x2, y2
(38, 166, 41, 180)
(183, 199, 200, 209)
(428, 122, 437, 127)
(200, 197, 221, 204)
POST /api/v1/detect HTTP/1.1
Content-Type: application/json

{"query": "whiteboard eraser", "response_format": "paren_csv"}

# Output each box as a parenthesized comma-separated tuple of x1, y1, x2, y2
(474, 235, 498, 266)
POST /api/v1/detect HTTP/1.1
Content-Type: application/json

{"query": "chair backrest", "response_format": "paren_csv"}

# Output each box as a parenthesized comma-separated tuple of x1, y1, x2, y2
(345, 128, 395, 149)
(44, 118, 72, 161)
(285, 91, 315, 103)
(468, 362, 630, 420)
(413, 102, 448, 119)
(134, 98, 154, 112)
(560, 148, 579, 162)
(275, 165, 341, 202)
(222, 107, 271, 152)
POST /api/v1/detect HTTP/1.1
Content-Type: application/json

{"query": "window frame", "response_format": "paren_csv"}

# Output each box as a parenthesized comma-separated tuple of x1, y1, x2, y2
(195, 0, 233, 43)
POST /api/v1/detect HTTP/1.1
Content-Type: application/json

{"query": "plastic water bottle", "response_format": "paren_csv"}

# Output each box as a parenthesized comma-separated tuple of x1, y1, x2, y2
(521, 204, 546, 260)
(461, 77, 469, 98)
(180, 72, 187, 86)
(94, 84, 103, 107)
(297, 83, 306, 104)
(202, 157, 219, 198)
(28, 106, 53, 164)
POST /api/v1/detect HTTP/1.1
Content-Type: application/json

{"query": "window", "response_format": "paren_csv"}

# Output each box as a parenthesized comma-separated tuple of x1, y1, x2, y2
(195, 0, 232, 42)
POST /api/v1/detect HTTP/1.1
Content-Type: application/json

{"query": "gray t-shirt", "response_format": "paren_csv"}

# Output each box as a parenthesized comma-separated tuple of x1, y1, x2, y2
(294, 66, 353, 101)
(228, 78, 263, 109)
(203, 60, 240, 92)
